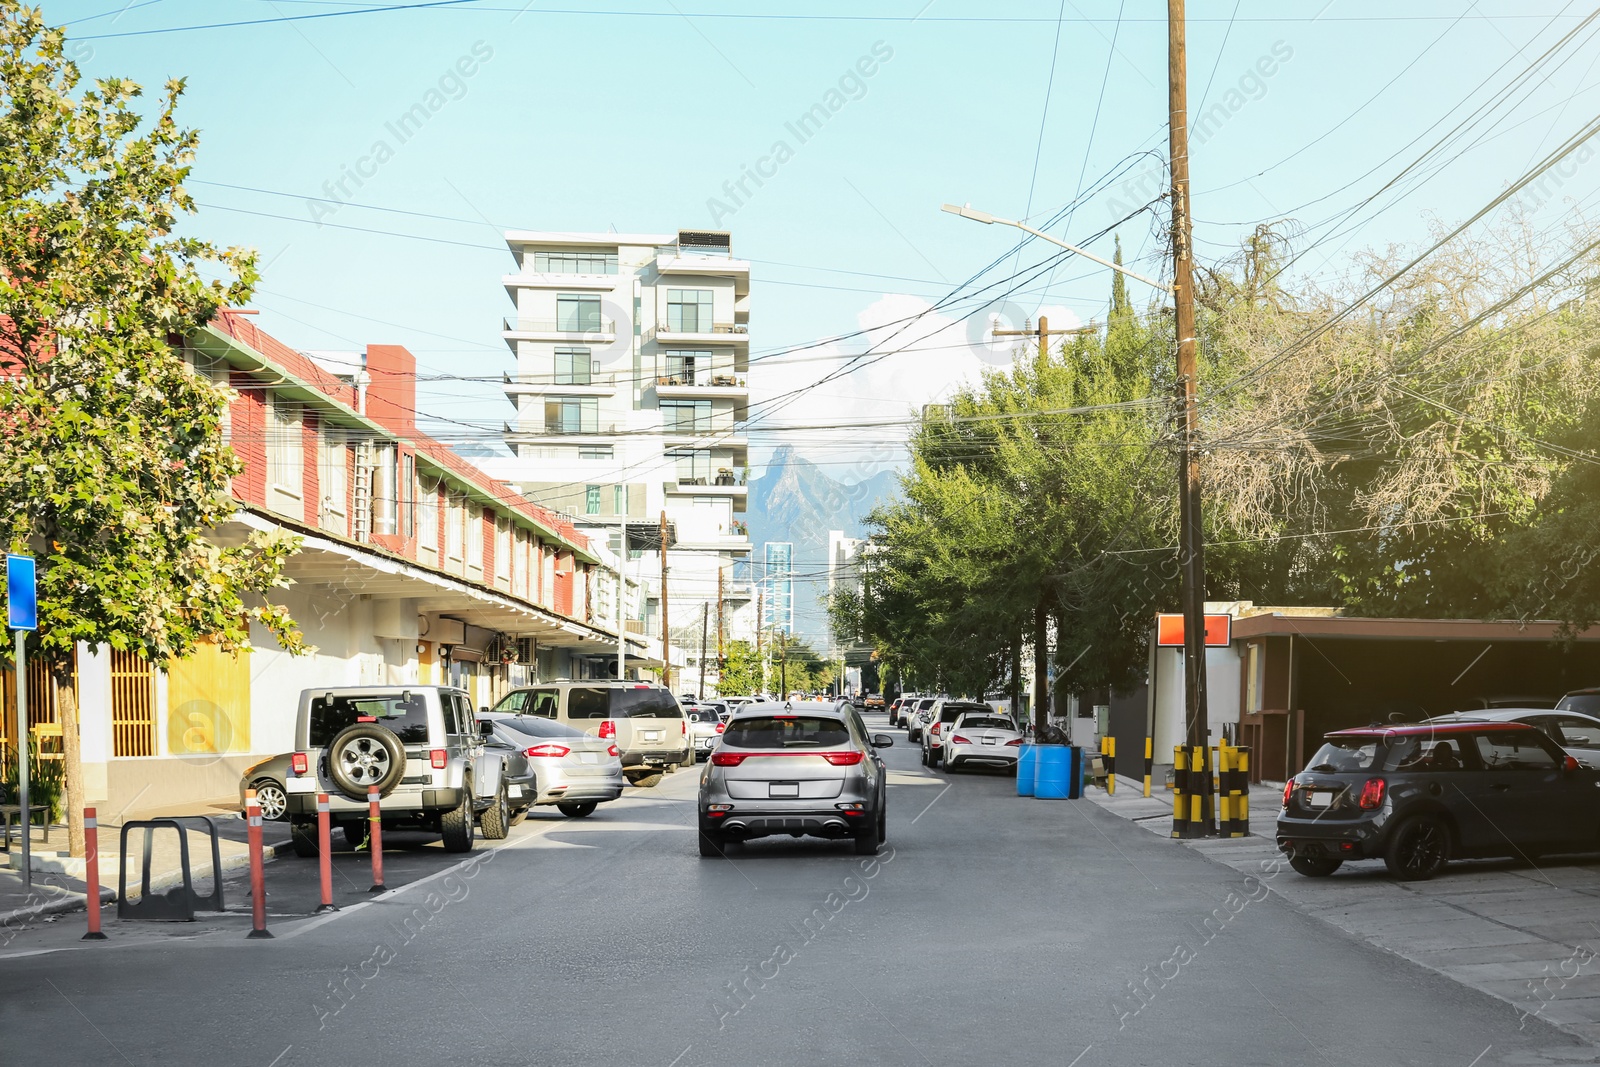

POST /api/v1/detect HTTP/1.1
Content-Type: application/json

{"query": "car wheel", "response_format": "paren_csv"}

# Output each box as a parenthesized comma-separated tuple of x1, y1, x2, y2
(853, 815, 882, 856)
(342, 820, 369, 851)
(877, 805, 887, 847)
(324, 723, 407, 801)
(558, 801, 597, 818)
(253, 780, 288, 821)
(439, 783, 475, 853)
(289, 817, 318, 858)
(919, 746, 929, 767)
(629, 771, 665, 788)
(930, 748, 942, 769)
(1384, 815, 1449, 881)
(1289, 855, 1342, 877)
(480, 783, 510, 840)
(698, 828, 726, 857)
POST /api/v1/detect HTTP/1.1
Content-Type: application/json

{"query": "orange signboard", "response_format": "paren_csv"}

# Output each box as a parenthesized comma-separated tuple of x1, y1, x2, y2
(1155, 613, 1232, 648)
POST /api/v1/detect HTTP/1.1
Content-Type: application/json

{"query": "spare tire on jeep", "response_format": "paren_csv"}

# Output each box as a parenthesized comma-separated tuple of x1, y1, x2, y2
(325, 722, 407, 801)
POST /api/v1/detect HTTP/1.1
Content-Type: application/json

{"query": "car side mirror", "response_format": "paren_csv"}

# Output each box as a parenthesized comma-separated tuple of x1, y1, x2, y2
(872, 734, 894, 749)
(479, 721, 494, 739)
(1565, 755, 1581, 772)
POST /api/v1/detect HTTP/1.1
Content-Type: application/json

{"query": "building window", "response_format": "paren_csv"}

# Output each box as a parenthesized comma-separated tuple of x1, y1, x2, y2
(532, 250, 617, 274)
(665, 349, 712, 384)
(661, 400, 712, 434)
(579, 445, 613, 459)
(667, 289, 713, 333)
(585, 485, 601, 515)
(669, 448, 712, 484)
(446, 496, 464, 561)
(613, 485, 625, 514)
(545, 397, 598, 434)
(267, 397, 303, 497)
(556, 294, 603, 333)
(372, 442, 398, 536)
(402, 453, 415, 538)
(466, 506, 484, 571)
(418, 480, 440, 554)
(555, 347, 592, 385)
(318, 428, 348, 533)
(495, 518, 511, 583)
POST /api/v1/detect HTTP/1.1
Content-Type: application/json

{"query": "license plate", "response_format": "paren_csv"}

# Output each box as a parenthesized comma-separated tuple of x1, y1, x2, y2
(1309, 790, 1334, 808)
(981, 737, 997, 745)
(580, 752, 598, 764)
(508, 784, 523, 798)
(643, 731, 661, 742)
(769, 783, 799, 798)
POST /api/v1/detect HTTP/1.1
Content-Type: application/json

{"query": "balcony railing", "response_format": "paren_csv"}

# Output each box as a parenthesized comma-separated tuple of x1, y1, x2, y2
(530, 423, 620, 436)
(656, 322, 747, 336)
(655, 374, 746, 389)
(505, 371, 618, 388)
(663, 418, 738, 436)
(503, 317, 616, 335)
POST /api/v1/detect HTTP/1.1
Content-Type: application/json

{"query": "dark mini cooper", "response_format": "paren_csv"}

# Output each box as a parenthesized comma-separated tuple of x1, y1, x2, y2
(1277, 722, 1600, 881)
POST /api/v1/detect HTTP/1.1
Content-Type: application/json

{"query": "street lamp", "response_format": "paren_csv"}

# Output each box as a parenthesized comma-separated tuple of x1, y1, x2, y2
(940, 203, 1173, 293)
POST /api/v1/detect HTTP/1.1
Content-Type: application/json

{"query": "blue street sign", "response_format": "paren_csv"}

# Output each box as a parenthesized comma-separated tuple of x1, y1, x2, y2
(7, 554, 37, 631)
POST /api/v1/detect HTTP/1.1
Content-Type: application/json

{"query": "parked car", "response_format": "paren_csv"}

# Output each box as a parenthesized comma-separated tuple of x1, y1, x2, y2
(941, 711, 1023, 773)
(239, 753, 292, 821)
(1558, 687, 1600, 716)
(1276, 721, 1598, 881)
(283, 686, 503, 855)
(490, 681, 691, 785)
(1458, 695, 1558, 710)
(478, 713, 625, 820)
(863, 693, 885, 710)
(696, 700, 894, 857)
(921, 700, 991, 768)
(905, 698, 939, 742)
(684, 705, 726, 760)
(886, 698, 904, 727)
(1425, 708, 1600, 768)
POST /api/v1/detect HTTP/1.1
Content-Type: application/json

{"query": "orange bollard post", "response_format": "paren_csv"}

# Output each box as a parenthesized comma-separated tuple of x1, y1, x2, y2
(367, 790, 386, 893)
(245, 790, 273, 939)
(81, 807, 107, 941)
(316, 793, 338, 913)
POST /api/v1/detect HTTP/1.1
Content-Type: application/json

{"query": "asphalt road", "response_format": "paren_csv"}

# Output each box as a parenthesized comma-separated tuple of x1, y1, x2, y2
(0, 713, 1594, 1066)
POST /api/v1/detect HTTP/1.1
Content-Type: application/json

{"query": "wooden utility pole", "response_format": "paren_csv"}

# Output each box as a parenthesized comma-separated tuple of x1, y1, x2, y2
(716, 568, 725, 671)
(756, 588, 765, 695)
(1169, 0, 1213, 836)
(659, 510, 671, 691)
(992, 315, 1097, 367)
(697, 602, 709, 700)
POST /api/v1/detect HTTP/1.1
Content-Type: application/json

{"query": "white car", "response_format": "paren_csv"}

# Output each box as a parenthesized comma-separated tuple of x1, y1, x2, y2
(941, 711, 1023, 773)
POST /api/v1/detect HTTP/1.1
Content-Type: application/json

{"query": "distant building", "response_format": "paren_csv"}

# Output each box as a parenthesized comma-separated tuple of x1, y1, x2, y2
(763, 541, 794, 635)
(479, 228, 758, 674)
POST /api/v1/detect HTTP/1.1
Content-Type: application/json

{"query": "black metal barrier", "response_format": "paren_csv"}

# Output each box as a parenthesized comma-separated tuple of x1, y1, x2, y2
(118, 816, 226, 922)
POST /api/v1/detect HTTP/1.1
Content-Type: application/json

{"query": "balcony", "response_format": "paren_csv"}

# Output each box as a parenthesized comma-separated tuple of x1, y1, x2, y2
(646, 322, 747, 345)
(503, 371, 619, 397)
(661, 419, 746, 452)
(664, 473, 748, 512)
(653, 373, 748, 403)
(504, 422, 622, 445)
(502, 317, 617, 344)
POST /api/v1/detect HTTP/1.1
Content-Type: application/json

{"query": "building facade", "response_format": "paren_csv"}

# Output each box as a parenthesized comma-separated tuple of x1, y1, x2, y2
(482, 228, 756, 690)
(0, 311, 656, 814)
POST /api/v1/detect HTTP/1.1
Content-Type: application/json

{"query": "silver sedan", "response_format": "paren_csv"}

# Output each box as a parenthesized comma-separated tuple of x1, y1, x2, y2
(697, 701, 893, 856)
(480, 713, 625, 818)
(942, 712, 1023, 773)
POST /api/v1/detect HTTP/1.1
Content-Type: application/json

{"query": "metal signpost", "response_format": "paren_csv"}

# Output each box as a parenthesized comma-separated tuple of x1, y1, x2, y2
(7, 554, 38, 889)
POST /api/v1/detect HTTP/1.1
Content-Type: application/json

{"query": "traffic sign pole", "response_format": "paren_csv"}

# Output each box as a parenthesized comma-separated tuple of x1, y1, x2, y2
(8, 554, 39, 889)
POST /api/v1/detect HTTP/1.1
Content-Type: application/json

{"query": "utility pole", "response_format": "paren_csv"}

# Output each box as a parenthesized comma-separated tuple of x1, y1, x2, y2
(1170, 0, 1213, 837)
(780, 633, 788, 699)
(756, 588, 765, 695)
(616, 526, 627, 682)
(698, 602, 709, 701)
(716, 568, 725, 675)
(992, 315, 1097, 367)
(658, 510, 671, 692)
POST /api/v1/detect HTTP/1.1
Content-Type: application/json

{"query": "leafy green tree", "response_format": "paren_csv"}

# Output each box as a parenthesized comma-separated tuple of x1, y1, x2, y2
(0, 5, 305, 854)
(716, 639, 762, 696)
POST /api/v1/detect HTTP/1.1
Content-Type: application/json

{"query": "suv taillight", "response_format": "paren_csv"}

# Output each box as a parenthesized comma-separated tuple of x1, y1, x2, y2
(598, 720, 616, 739)
(931, 723, 942, 736)
(1282, 780, 1295, 808)
(291, 752, 308, 775)
(1358, 778, 1386, 810)
(711, 751, 747, 766)
(820, 751, 865, 766)
(682, 720, 687, 736)
(430, 749, 447, 769)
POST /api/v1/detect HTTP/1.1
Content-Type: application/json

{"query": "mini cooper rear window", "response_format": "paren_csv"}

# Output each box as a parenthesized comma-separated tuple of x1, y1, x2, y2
(310, 694, 432, 746)
(723, 716, 851, 749)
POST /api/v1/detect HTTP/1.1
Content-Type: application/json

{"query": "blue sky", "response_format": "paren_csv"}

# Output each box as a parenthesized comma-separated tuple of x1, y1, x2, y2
(51, 1, 1600, 479)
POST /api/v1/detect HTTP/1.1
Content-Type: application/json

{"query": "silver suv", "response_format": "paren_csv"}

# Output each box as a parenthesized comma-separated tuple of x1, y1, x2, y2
(284, 686, 505, 854)
(696, 700, 893, 857)
(490, 681, 691, 785)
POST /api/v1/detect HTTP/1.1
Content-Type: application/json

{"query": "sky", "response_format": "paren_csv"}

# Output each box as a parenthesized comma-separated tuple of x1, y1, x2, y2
(47, 0, 1600, 482)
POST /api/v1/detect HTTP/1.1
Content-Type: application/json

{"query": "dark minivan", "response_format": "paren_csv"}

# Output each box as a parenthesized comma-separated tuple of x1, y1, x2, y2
(1277, 721, 1600, 881)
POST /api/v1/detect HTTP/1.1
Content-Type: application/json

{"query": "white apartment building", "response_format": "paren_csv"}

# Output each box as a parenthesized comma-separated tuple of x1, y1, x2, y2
(483, 228, 757, 685)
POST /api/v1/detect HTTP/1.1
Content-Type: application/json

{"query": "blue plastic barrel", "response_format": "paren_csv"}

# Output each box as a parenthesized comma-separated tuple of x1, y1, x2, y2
(1035, 745, 1071, 799)
(1016, 743, 1038, 797)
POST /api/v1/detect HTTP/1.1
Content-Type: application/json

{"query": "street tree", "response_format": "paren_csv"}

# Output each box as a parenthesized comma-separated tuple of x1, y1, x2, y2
(0, 5, 306, 855)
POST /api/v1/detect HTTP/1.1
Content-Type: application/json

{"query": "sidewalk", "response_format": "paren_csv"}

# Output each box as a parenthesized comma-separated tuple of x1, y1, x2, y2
(0, 793, 290, 930)
(1086, 775, 1600, 1045)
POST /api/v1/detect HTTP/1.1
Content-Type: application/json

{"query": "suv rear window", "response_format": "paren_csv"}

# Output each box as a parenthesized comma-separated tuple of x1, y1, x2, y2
(940, 703, 987, 722)
(1558, 693, 1600, 715)
(724, 716, 851, 749)
(310, 693, 432, 746)
(568, 686, 682, 719)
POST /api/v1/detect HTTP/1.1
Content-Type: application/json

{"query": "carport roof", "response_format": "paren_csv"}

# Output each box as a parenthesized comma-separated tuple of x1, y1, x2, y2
(1229, 614, 1600, 642)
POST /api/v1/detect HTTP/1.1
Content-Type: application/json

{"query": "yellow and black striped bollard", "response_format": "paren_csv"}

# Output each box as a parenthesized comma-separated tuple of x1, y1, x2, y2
(1171, 745, 1188, 837)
